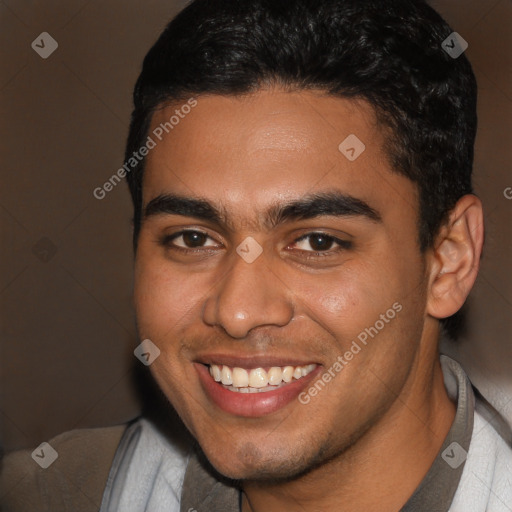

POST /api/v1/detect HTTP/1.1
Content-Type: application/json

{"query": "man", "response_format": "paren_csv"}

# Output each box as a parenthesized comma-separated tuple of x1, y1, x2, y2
(2, 0, 511, 510)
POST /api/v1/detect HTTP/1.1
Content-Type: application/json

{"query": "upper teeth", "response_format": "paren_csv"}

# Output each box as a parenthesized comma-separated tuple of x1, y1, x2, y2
(209, 364, 317, 389)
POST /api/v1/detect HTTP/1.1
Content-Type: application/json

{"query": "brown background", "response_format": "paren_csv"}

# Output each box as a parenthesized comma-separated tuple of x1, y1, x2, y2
(1, 0, 511, 452)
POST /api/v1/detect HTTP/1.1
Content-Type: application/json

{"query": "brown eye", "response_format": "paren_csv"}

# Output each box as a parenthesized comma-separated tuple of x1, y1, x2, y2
(182, 231, 208, 248)
(293, 233, 339, 252)
(307, 234, 335, 251)
(163, 230, 219, 250)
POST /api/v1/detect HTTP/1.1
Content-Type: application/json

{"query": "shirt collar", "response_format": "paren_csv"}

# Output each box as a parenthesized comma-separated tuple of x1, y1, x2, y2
(400, 355, 474, 511)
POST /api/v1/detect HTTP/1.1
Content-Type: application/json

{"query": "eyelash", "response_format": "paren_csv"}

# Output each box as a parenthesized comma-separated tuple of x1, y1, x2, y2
(159, 230, 352, 258)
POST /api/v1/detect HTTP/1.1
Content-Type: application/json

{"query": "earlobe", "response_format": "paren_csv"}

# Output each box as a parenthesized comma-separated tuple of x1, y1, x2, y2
(427, 195, 484, 319)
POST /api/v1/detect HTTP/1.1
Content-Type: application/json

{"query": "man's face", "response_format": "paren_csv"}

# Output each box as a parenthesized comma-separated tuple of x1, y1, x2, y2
(134, 89, 431, 480)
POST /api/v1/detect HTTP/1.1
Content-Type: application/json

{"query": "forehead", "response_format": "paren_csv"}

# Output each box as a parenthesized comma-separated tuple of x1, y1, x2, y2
(143, 89, 417, 220)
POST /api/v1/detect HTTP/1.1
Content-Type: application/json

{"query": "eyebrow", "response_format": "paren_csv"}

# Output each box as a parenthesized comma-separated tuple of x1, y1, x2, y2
(143, 191, 382, 229)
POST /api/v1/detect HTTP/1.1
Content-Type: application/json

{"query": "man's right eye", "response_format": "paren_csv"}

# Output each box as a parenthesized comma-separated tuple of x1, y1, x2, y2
(161, 230, 220, 250)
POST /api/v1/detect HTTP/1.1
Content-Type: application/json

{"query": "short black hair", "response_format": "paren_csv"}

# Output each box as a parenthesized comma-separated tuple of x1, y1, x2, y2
(125, 0, 478, 335)
(126, 0, 477, 250)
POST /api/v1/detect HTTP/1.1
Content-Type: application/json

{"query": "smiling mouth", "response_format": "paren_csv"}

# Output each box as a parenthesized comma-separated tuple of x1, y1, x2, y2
(207, 364, 317, 393)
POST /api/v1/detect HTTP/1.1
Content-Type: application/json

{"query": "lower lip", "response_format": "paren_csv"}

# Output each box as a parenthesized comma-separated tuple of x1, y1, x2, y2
(195, 363, 322, 417)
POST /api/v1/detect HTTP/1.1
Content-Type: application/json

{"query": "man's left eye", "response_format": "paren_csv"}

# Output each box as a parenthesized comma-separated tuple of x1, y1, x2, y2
(291, 233, 350, 252)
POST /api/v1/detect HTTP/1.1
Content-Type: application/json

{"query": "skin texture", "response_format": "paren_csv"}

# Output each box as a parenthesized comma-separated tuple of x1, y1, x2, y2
(133, 89, 484, 511)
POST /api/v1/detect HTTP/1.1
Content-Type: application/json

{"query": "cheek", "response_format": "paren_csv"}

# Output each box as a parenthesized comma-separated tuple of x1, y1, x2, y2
(133, 252, 206, 398)
(133, 251, 203, 338)
(318, 293, 350, 315)
(294, 262, 400, 339)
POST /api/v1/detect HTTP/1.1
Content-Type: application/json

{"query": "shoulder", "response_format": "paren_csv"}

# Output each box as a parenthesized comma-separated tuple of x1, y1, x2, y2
(1, 421, 129, 512)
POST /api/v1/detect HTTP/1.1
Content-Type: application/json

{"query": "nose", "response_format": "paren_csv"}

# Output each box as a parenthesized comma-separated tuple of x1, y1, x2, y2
(202, 249, 294, 339)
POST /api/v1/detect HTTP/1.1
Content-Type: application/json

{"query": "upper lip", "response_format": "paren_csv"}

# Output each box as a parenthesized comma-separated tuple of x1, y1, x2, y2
(195, 353, 320, 369)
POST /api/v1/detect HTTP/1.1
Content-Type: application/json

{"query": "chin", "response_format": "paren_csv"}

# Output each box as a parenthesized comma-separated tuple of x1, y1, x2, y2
(199, 436, 324, 482)
(208, 457, 308, 482)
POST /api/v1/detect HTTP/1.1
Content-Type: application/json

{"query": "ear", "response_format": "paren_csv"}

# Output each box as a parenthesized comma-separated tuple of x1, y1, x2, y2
(426, 195, 484, 319)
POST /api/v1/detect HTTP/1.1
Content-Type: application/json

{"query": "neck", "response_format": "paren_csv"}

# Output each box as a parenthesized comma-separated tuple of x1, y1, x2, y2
(242, 344, 456, 512)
